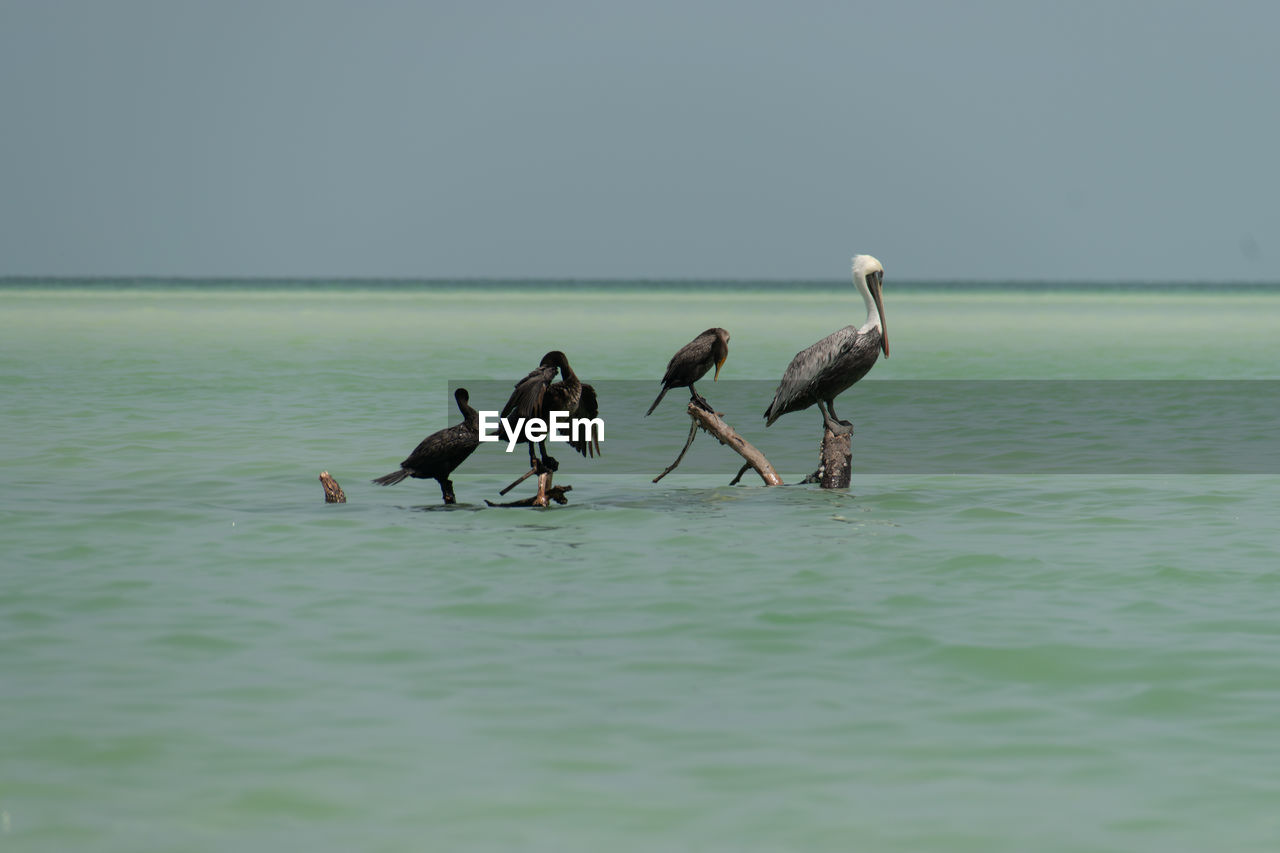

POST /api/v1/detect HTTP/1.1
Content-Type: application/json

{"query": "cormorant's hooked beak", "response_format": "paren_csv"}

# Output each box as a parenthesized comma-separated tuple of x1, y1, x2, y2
(714, 355, 727, 381)
(870, 271, 888, 358)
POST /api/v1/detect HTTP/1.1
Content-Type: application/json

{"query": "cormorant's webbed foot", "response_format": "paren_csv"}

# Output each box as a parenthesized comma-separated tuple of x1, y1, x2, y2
(539, 455, 560, 473)
(688, 385, 715, 413)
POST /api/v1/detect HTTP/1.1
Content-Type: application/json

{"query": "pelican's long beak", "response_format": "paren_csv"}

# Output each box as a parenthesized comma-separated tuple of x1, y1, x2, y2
(872, 275, 889, 358)
(714, 355, 726, 381)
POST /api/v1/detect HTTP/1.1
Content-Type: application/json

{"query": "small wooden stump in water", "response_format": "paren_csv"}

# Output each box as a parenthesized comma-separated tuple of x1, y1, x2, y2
(319, 471, 346, 503)
(653, 403, 783, 486)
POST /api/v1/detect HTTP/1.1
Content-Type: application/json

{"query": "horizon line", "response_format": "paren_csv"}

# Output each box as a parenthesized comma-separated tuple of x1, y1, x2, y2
(3, 274, 1280, 288)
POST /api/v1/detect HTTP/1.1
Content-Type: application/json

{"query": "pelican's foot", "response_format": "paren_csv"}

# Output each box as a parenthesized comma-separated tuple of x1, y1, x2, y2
(824, 419, 854, 436)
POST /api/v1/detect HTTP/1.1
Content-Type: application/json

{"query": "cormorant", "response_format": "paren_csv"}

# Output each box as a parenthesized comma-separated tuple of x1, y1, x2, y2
(501, 351, 600, 472)
(644, 327, 730, 415)
(372, 387, 480, 504)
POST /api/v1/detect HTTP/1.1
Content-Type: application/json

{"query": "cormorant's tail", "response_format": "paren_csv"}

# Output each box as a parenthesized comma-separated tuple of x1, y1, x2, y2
(644, 386, 669, 417)
(372, 469, 410, 486)
(763, 400, 777, 427)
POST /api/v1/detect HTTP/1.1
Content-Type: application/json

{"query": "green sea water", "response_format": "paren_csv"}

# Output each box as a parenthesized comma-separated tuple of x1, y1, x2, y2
(3, 282, 1279, 852)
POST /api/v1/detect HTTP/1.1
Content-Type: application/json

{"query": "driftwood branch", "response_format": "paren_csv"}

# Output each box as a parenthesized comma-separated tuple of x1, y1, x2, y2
(652, 420, 700, 483)
(496, 458, 570, 507)
(654, 403, 783, 486)
(690, 405, 782, 486)
(499, 466, 538, 496)
(485, 473, 572, 507)
(319, 471, 346, 503)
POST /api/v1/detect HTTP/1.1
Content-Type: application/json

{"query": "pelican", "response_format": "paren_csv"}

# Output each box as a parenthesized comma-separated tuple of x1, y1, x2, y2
(764, 254, 888, 435)
(372, 387, 481, 504)
(644, 327, 730, 415)
(501, 350, 600, 472)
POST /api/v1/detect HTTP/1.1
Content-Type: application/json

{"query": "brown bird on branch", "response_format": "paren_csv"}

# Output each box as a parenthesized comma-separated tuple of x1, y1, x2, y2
(644, 327, 730, 416)
(500, 350, 601, 473)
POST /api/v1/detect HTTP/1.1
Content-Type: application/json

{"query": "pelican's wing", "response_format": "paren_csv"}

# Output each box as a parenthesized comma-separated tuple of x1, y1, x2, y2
(567, 383, 601, 458)
(764, 326, 859, 423)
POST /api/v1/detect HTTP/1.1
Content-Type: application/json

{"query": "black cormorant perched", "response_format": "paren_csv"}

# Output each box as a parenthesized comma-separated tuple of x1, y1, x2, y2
(501, 350, 600, 472)
(644, 327, 730, 415)
(372, 387, 481, 503)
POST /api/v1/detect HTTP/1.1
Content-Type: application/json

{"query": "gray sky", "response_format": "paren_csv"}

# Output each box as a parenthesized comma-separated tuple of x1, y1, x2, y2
(1, 1, 1276, 281)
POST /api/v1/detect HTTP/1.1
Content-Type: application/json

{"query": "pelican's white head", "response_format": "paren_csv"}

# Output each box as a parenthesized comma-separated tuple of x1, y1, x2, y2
(852, 254, 883, 279)
(851, 254, 888, 357)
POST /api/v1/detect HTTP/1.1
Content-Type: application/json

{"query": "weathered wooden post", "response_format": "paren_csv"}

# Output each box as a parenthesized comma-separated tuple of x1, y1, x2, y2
(819, 429, 852, 488)
(800, 429, 853, 488)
